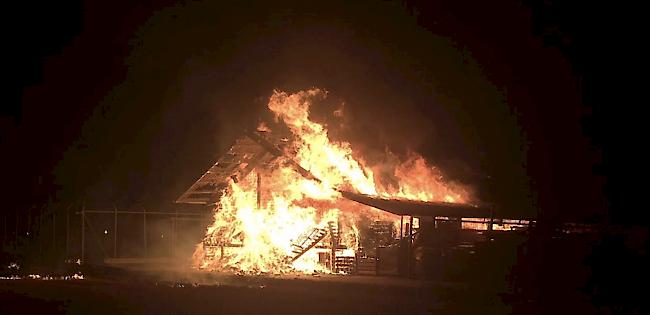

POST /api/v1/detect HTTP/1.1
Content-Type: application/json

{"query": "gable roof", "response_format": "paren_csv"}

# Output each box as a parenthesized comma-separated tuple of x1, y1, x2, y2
(175, 131, 277, 204)
(176, 130, 485, 220)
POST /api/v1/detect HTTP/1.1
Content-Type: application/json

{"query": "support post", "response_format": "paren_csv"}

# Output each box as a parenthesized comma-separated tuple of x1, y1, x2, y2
(143, 209, 147, 257)
(15, 214, 19, 249)
(114, 206, 118, 258)
(2, 215, 6, 248)
(172, 209, 178, 257)
(408, 215, 414, 278)
(53, 209, 56, 252)
(488, 208, 494, 232)
(66, 205, 70, 259)
(400, 216, 404, 238)
(81, 203, 85, 263)
(330, 222, 337, 273)
(27, 207, 31, 237)
(38, 206, 43, 258)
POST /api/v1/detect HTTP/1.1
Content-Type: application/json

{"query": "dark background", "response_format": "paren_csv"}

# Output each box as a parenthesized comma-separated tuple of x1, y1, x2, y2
(2, 0, 640, 224)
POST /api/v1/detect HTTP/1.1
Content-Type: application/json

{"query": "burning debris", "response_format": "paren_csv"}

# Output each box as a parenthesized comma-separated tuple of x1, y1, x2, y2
(0, 262, 84, 281)
(180, 89, 472, 275)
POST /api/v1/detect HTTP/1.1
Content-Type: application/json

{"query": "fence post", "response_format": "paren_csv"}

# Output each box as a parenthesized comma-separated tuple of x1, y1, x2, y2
(81, 203, 85, 262)
(143, 209, 147, 257)
(53, 208, 56, 253)
(114, 206, 118, 258)
(66, 205, 70, 259)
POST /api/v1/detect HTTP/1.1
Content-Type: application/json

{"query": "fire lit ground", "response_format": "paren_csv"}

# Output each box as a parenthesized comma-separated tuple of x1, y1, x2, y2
(0, 273, 495, 314)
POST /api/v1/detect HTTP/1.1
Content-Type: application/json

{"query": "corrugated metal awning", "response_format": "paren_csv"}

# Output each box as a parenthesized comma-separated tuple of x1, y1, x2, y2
(339, 190, 490, 218)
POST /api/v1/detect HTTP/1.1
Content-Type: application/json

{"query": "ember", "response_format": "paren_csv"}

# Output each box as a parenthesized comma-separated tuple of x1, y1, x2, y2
(186, 89, 471, 274)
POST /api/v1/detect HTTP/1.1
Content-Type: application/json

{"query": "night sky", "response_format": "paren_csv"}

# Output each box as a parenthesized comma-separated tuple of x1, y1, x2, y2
(3, 0, 631, 223)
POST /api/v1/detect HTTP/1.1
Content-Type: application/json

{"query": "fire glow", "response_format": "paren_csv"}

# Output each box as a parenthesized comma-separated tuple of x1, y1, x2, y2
(193, 89, 470, 274)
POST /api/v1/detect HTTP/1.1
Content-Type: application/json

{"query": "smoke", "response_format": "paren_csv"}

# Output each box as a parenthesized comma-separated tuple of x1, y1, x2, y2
(39, 0, 531, 214)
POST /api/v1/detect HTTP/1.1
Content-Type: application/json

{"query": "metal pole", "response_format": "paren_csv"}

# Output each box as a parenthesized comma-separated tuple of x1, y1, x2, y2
(488, 208, 494, 232)
(25, 208, 32, 241)
(114, 206, 118, 258)
(3, 215, 6, 247)
(27, 207, 31, 237)
(38, 206, 43, 259)
(143, 209, 147, 257)
(15, 214, 18, 249)
(53, 209, 56, 253)
(329, 222, 337, 273)
(168, 216, 173, 257)
(408, 215, 414, 278)
(173, 209, 178, 257)
(81, 203, 85, 262)
(400, 216, 404, 238)
(66, 205, 70, 259)
(2, 215, 6, 248)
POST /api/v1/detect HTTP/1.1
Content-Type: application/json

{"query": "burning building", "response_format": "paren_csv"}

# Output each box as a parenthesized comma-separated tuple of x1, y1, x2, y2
(176, 89, 491, 276)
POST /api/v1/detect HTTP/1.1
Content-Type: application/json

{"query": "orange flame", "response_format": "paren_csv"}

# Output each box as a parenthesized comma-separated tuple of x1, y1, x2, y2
(194, 89, 470, 274)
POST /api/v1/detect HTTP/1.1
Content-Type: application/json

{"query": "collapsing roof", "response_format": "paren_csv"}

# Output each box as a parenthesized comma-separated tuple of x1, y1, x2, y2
(176, 129, 485, 217)
(175, 131, 277, 204)
(176, 129, 318, 204)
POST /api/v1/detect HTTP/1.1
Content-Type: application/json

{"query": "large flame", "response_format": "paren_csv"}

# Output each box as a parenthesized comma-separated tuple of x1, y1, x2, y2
(193, 89, 470, 274)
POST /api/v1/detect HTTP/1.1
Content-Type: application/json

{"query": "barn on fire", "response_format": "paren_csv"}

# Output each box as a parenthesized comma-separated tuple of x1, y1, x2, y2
(176, 127, 533, 279)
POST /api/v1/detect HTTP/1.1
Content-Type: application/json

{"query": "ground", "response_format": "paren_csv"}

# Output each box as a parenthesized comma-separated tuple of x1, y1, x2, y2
(0, 269, 509, 314)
